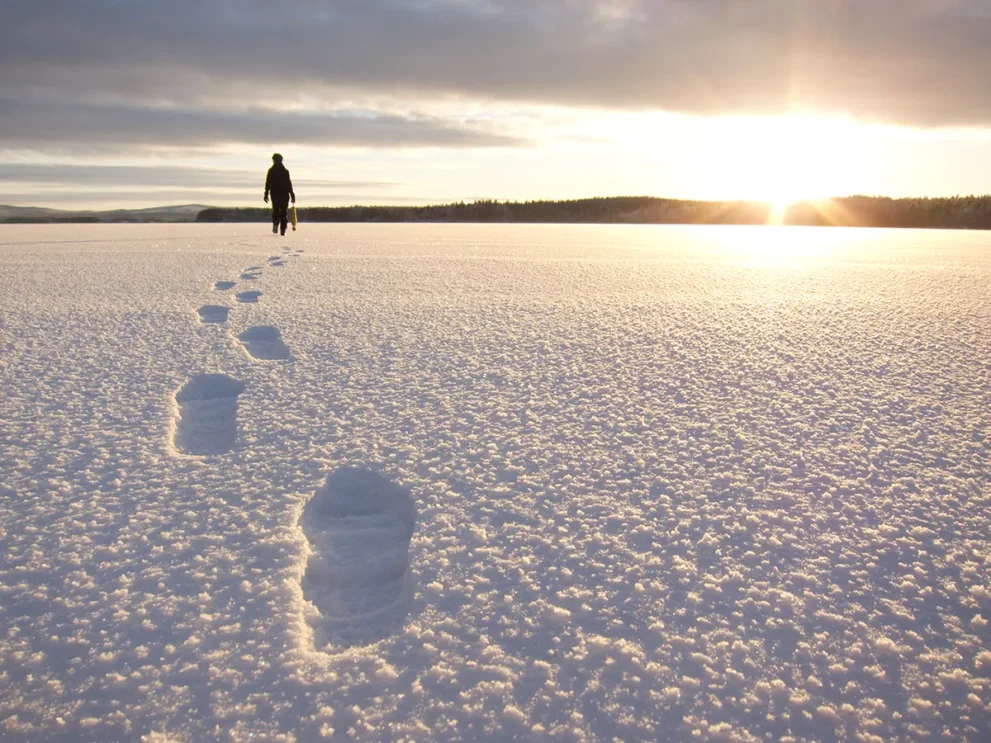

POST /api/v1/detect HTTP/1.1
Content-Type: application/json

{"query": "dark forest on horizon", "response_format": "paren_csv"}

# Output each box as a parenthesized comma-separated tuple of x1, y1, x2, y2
(7, 195, 991, 229)
(198, 195, 991, 230)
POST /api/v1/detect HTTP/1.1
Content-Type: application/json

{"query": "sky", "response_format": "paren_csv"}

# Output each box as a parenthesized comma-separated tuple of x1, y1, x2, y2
(3, 0, 991, 210)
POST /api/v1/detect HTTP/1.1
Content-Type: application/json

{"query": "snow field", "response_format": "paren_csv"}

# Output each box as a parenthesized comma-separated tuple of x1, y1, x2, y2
(0, 223, 989, 741)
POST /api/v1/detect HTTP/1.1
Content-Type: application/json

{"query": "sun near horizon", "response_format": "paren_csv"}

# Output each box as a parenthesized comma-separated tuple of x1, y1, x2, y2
(679, 114, 867, 208)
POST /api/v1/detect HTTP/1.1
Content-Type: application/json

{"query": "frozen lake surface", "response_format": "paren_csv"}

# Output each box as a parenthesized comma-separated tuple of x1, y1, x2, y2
(0, 223, 989, 741)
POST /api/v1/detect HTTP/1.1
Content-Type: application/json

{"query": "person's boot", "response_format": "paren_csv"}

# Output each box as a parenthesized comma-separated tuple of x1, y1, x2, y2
(272, 222, 278, 234)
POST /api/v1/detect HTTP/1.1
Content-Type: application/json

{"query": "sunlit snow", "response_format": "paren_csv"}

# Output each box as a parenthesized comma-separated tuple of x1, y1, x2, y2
(0, 223, 988, 742)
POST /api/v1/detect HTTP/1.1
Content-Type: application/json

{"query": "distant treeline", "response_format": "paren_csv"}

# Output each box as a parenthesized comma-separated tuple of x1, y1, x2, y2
(8, 195, 991, 228)
(196, 195, 991, 230)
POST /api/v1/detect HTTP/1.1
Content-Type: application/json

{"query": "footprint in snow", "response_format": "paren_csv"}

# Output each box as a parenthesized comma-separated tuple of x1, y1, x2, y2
(237, 326, 291, 360)
(214, 281, 236, 291)
(235, 290, 262, 303)
(172, 374, 245, 455)
(197, 305, 229, 324)
(239, 271, 261, 281)
(299, 467, 417, 646)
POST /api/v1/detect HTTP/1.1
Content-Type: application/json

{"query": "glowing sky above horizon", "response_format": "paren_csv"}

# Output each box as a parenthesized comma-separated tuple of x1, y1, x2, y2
(3, 1, 991, 210)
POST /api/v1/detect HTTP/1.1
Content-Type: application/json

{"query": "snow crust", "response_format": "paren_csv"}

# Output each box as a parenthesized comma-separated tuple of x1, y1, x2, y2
(0, 223, 989, 741)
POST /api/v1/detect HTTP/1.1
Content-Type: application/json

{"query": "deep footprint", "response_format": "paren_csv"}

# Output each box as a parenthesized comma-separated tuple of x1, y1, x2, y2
(214, 281, 236, 291)
(299, 468, 417, 645)
(197, 305, 229, 324)
(237, 326, 291, 360)
(236, 290, 262, 303)
(172, 374, 245, 455)
(239, 271, 261, 281)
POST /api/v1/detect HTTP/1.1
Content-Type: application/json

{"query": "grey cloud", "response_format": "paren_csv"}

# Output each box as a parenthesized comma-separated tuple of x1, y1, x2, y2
(0, 99, 524, 151)
(2, 1, 991, 127)
(0, 164, 400, 190)
(0, 190, 434, 206)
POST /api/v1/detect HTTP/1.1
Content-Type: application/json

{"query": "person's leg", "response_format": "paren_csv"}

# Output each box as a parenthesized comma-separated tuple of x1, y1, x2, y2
(274, 199, 289, 235)
(271, 206, 279, 233)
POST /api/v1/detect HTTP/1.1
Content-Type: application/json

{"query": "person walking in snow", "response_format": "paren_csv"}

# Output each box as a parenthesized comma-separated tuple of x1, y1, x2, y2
(264, 153, 295, 236)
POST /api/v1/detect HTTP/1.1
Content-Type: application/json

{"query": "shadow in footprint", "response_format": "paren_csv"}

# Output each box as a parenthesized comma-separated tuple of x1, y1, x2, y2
(236, 290, 262, 303)
(239, 272, 261, 281)
(172, 374, 245, 455)
(197, 305, 229, 324)
(238, 326, 291, 360)
(300, 468, 417, 647)
(214, 281, 236, 291)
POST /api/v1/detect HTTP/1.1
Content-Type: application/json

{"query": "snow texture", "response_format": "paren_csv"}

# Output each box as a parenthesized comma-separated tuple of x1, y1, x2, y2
(0, 223, 989, 742)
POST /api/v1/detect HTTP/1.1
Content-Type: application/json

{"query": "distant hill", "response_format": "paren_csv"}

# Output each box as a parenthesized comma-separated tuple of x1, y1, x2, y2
(0, 204, 208, 223)
(0, 205, 68, 221)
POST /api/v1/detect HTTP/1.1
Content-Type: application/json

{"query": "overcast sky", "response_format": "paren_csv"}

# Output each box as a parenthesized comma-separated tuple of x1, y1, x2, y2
(3, 0, 991, 209)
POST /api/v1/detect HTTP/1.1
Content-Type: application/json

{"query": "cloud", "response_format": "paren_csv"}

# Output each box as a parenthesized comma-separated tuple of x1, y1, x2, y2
(0, 164, 400, 190)
(0, 190, 435, 207)
(2, 0, 991, 130)
(0, 100, 522, 152)
(0, 164, 423, 209)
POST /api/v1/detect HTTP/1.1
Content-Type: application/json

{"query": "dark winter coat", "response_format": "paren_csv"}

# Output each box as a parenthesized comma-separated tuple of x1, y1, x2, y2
(264, 163, 295, 203)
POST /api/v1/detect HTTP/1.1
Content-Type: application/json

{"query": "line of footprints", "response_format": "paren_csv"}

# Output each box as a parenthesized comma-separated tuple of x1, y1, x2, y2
(172, 247, 417, 646)
(176, 251, 300, 457)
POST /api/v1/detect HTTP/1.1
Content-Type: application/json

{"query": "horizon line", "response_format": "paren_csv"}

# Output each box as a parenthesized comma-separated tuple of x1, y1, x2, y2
(7, 192, 991, 215)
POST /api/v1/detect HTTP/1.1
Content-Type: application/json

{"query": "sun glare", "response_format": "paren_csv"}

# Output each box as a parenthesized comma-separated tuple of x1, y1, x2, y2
(701, 115, 864, 209)
(767, 199, 792, 226)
